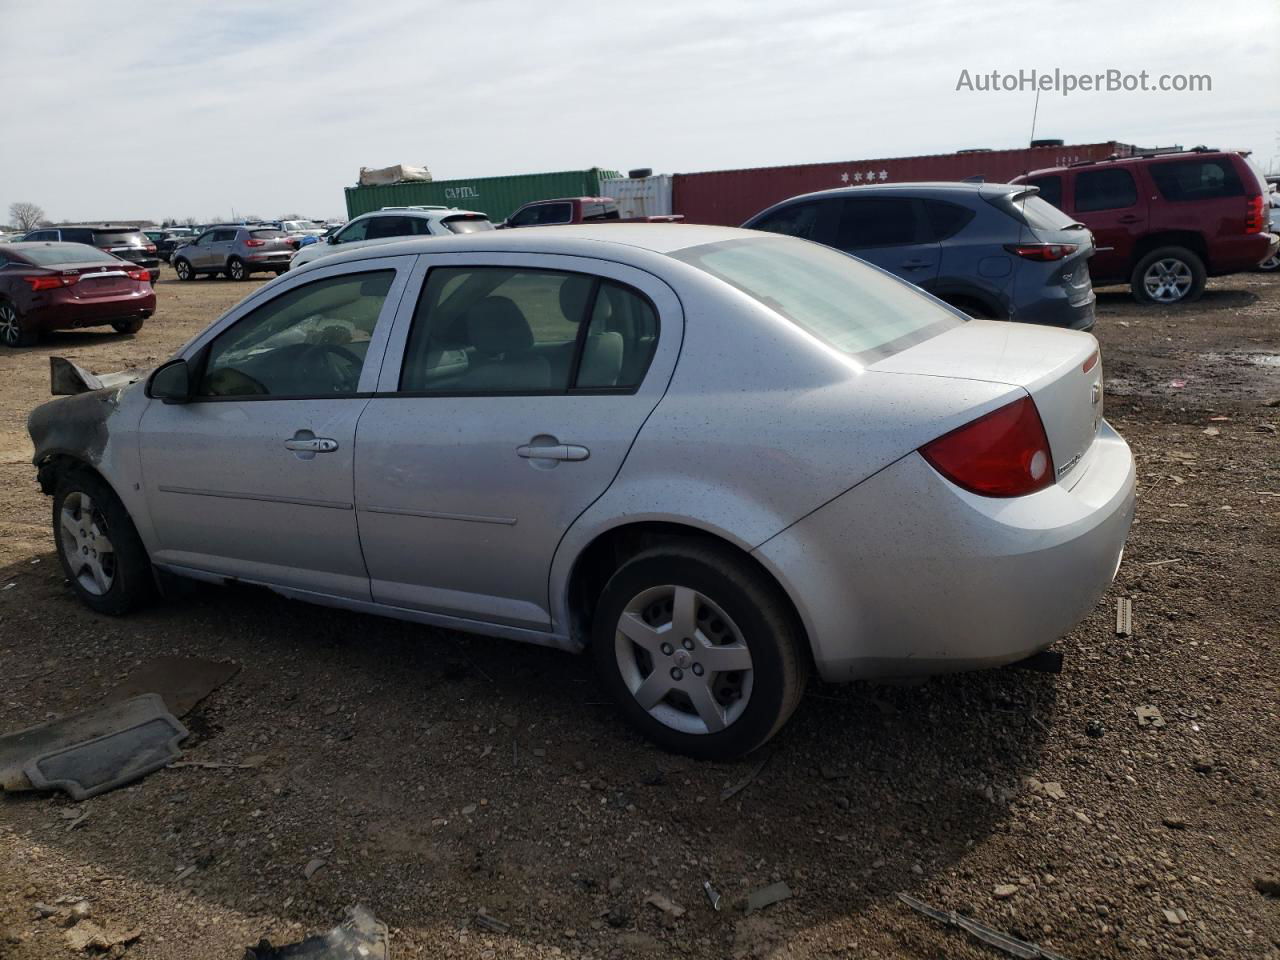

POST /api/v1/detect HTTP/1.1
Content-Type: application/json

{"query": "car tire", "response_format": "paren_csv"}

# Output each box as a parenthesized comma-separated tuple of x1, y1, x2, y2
(1260, 252, 1280, 273)
(227, 257, 247, 281)
(111, 318, 145, 335)
(1131, 247, 1206, 305)
(591, 540, 809, 759)
(174, 258, 194, 281)
(0, 299, 37, 347)
(52, 467, 152, 616)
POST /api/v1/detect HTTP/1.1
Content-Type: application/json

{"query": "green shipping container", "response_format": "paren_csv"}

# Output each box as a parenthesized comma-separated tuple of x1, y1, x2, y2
(344, 167, 623, 222)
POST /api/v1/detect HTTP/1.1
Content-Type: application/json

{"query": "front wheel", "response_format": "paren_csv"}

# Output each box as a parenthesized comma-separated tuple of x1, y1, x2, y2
(173, 258, 194, 281)
(591, 541, 808, 759)
(227, 257, 247, 281)
(112, 318, 145, 335)
(52, 469, 152, 615)
(1131, 246, 1206, 304)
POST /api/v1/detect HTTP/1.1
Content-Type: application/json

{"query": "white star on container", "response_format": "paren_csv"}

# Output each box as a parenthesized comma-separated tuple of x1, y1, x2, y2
(852, 172, 862, 182)
(840, 172, 850, 183)
(866, 170, 876, 182)
(878, 170, 888, 180)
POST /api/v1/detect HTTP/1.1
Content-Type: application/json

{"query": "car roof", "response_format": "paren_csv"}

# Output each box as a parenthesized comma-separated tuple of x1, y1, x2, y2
(49, 223, 146, 230)
(1021, 149, 1244, 179)
(758, 181, 1026, 207)
(294, 223, 758, 272)
(357, 208, 487, 222)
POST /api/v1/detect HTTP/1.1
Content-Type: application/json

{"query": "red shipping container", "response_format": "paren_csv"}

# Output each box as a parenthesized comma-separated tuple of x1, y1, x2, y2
(673, 142, 1137, 226)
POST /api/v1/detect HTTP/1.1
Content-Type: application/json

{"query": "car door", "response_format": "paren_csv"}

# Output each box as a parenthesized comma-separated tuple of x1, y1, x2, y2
(136, 255, 414, 599)
(354, 252, 681, 630)
(208, 229, 237, 270)
(1066, 167, 1147, 283)
(830, 196, 942, 284)
(186, 231, 216, 268)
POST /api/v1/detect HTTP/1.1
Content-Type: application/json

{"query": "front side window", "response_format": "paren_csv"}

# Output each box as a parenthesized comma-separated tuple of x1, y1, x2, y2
(750, 201, 824, 240)
(835, 197, 922, 248)
(335, 219, 370, 244)
(672, 236, 961, 365)
(399, 266, 657, 394)
(506, 206, 540, 228)
(538, 203, 573, 225)
(1148, 158, 1245, 202)
(198, 270, 395, 398)
(1074, 169, 1138, 212)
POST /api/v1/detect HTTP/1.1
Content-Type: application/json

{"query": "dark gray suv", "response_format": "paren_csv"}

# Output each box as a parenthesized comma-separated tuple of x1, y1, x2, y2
(743, 182, 1096, 330)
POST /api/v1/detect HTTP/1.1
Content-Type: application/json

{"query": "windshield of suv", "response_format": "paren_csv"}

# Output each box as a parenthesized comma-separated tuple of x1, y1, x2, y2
(673, 236, 962, 364)
(443, 215, 494, 234)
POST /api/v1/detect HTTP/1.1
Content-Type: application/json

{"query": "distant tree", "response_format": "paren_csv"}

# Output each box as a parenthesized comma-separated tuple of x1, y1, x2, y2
(9, 201, 45, 232)
(280, 212, 303, 220)
(182, 217, 199, 227)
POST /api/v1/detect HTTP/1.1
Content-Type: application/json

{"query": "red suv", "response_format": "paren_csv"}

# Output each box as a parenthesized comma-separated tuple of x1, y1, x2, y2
(1015, 150, 1277, 304)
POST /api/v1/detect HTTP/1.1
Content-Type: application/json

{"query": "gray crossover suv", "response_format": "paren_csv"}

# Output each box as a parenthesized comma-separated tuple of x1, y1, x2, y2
(744, 182, 1097, 330)
(173, 226, 294, 281)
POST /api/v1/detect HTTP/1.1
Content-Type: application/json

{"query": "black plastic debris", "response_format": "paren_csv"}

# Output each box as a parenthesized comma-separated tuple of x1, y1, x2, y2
(244, 906, 389, 959)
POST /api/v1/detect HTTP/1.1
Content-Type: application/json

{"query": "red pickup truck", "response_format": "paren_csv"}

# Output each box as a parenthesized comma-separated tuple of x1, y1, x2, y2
(1014, 149, 1277, 304)
(499, 197, 682, 229)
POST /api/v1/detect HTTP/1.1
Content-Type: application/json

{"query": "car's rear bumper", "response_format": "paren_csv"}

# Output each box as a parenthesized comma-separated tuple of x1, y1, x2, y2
(1209, 233, 1277, 275)
(27, 292, 157, 332)
(753, 420, 1135, 681)
(244, 253, 293, 271)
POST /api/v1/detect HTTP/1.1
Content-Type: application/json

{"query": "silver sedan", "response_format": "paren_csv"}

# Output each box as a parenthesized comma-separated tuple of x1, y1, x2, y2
(27, 225, 1135, 759)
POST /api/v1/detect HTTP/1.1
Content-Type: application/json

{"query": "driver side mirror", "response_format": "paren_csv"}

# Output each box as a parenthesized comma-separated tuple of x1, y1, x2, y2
(327, 234, 339, 244)
(147, 358, 192, 404)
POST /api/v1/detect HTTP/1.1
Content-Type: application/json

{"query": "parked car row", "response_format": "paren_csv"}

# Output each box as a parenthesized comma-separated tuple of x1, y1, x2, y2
(18, 224, 161, 282)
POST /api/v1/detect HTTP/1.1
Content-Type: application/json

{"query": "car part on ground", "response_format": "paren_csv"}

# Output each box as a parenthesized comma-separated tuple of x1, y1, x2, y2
(0, 694, 187, 799)
(1014, 149, 1275, 305)
(244, 906, 390, 960)
(743, 181, 1096, 330)
(0, 242, 156, 346)
(25, 225, 1135, 759)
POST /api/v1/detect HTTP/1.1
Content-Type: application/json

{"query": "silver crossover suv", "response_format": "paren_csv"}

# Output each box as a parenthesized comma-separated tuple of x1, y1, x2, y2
(28, 225, 1135, 759)
(172, 225, 295, 281)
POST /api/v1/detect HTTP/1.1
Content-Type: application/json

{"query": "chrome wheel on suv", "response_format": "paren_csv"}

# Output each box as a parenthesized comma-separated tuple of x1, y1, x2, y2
(1131, 246, 1206, 305)
(174, 258, 193, 281)
(1142, 258, 1194, 302)
(227, 257, 247, 281)
(1261, 252, 1280, 273)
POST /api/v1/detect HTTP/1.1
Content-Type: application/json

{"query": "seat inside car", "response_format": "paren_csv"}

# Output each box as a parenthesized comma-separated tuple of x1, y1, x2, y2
(459, 296, 552, 391)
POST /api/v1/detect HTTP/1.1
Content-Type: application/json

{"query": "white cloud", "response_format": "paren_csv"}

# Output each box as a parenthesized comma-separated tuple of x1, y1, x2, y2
(1, 0, 1275, 223)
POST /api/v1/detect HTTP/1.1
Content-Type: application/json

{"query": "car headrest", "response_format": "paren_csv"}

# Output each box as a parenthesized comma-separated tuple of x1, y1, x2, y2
(558, 274, 596, 324)
(467, 296, 533, 356)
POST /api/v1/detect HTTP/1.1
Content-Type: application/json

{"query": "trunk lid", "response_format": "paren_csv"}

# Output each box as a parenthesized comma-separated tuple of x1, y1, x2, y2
(871, 320, 1104, 486)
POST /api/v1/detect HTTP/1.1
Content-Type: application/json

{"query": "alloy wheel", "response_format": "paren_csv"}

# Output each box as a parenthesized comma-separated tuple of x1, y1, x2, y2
(0, 302, 20, 346)
(58, 492, 116, 596)
(229, 259, 245, 280)
(1261, 253, 1280, 272)
(614, 584, 754, 735)
(1143, 258, 1194, 303)
(175, 259, 190, 280)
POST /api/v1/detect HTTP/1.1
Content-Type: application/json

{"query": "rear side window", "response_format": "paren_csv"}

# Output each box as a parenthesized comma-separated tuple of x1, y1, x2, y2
(749, 201, 824, 240)
(363, 216, 417, 240)
(835, 197, 921, 248)
(399, 267, 657, 394)
(673, 236, 962, 365)
(921, 200, 975, 241)
(1148, 158, 1245, 201)
(62, 229, 94, 243)
(1074, 169, 1138, 212)
(1026, 176, 1062, 208)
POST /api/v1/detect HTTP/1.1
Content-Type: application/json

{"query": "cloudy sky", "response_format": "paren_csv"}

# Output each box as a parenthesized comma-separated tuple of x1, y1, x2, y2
(1, 0, 1276, 224)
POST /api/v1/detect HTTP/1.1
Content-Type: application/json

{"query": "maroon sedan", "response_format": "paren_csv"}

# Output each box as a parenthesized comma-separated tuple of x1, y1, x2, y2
(0, 243, 155, 347)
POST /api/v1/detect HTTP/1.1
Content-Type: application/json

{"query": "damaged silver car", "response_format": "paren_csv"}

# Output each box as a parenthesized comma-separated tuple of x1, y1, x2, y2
(28, 227, 1134, 759)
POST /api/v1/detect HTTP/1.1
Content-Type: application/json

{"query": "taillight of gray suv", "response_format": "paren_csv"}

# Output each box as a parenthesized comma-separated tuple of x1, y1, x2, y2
(172, 226, 296, 281)
(744, 182, 1096, 330)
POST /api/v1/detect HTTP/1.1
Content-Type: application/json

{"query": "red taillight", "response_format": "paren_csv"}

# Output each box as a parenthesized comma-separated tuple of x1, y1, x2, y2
(1082, 349, 1099, 374)
(145, 243, 157, 253)
(245, 237, 266, 247)
(22, 274, 79, 291)
(1004, 242, 1078, 262)
(919, 396, 1055, 498)
(1245, 194, 1264, 233)
(126, 268, 149, 282)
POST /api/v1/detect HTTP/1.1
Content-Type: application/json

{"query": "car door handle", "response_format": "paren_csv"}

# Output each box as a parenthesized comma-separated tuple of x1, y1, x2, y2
(900, 259, 932, 270)
(516, 443, 590, 461)
(284, 437, 339, 453)
(1117, 215, 1142, 223)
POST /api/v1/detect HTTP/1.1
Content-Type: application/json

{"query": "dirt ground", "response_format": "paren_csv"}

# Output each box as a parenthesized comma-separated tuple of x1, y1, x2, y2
(1, 266, 1277, 960)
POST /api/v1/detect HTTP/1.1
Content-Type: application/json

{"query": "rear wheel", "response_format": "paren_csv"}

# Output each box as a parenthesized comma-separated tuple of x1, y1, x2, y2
(591, 541, 808, 759)
(1131, 247, 1205, 304)
(112, 318, 145, 335)
(0, 300, 37, 347)
(227, 257, 247, 281)
(52, 468, 152, 615)
(173, 258, 194, 281)
(1260, 251, 1280, 273)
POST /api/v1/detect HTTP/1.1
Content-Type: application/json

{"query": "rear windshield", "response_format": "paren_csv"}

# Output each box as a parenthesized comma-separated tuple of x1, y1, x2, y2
(93, 229, 144, 245)
(250, 229, 286, 239)
(443, 215, 494, 235)
(20, 244, 117, 266)
(672, 237, 962, 364)
(995, 191, 1080, 233)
